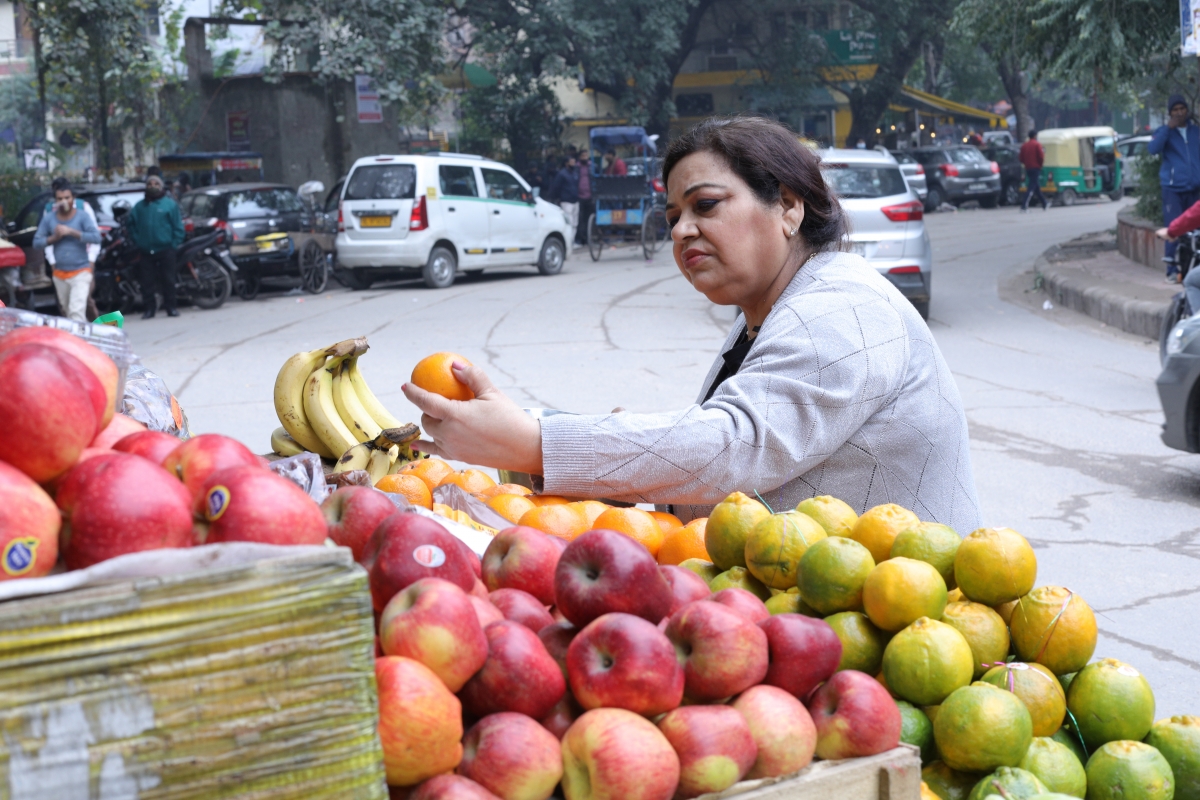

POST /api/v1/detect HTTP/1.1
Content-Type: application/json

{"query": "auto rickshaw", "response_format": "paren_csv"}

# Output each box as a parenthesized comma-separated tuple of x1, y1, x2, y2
(1027, 127, 1123, 206)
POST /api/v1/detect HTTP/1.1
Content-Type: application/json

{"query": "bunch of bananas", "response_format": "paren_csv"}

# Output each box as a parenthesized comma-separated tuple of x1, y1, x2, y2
(272, 337, 421, 481)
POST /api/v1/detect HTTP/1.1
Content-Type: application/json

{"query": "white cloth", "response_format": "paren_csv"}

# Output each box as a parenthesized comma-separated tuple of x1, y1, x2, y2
(540, 250, 982, 532)
(559, 201, 579, 245)
(44, 200, 101, 266)
(52, 269, 93, 322)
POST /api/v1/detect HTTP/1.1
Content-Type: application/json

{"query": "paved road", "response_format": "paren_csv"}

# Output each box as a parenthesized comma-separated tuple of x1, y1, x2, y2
(130, 198, 1199, 717)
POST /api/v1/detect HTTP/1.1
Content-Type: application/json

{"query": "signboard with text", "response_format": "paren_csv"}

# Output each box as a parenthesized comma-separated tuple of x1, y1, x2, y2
(356, 75, 383, 123)
(1184, 0, 1200, 56)
(226, 111, 251, 152)
(822, 30, 878, 66)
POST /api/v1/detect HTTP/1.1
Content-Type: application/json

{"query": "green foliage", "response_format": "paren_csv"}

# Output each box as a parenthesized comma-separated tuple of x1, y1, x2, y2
(458, 79, 563, 171)
(0, 172, 47, 224)
(0, 77, 43, 150)
(1135, 153, 1162, 224)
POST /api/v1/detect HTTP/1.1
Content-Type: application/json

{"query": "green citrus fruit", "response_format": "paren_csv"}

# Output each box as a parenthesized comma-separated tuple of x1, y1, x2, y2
(825, 611, 890, 674)
(678, 558, 722, 584)
(709, 566, 771, 600)
(981, 662, 1067, 738)
(898, 700, 937, 764)
(922, 761, 983, 800)
(1009, 587, 1097, 676)
(705, 491, 770, 570)
(892, 522, 962, 589)
(1145, 716, 1200, 800)
(941, 601, 1011, 679)
(795, 495, 858, 537)
(850, 503, 921, 563)
(863, 557, 949, 633)
(1085, 740, 1175, 800)
(1066, 659, 1156, 751)
(1018, 737, 1087, 798)
(797, 536, 875, 615)
(764, 591, 818, 616)
(935, 683, 1034, 773)
(1058, 673, 1076, 694)
(954, 528, 1037, 606)
(744, 510, 827, 589)
(1050, 727, 1088, 767)
(966, 767, 1047, 800)
(882, 618, 975, 706)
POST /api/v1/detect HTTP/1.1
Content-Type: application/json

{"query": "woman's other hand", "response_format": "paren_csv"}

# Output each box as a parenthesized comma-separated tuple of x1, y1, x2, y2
(402, 362, 543, 474)
(1156, 227, 1176, 241)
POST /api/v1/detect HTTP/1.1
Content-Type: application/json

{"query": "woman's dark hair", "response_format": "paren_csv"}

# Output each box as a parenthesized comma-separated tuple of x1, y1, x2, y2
(663, 116, 846, 251)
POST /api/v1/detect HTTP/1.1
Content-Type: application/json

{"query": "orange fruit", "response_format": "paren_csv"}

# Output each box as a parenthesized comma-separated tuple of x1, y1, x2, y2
(592, 507, 665, 556)
(1009, 586, 1097, 676)
(705, 492, 771, 570)
(374, 473, 434, 509)
(438, 469, 497, 494)
(528, 494, 571, 507)
(850, 504, 921, 564)
(397, 458, 456, 492)
(571, 500, 610, 527)
(954, 527, 1037, 606)
(487, 493, 538, 524)
(862, 557, 948, 633)
(518, 504, 590, 541)
(657, 518, 711, 565)
(649, 511, 683, 532)
(477, 483, 533, 499)
(411, 352, 475, 401)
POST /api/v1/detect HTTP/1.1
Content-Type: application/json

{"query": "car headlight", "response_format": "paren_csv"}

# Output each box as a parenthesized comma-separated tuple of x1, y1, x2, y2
(1166, 317, 1200, 356)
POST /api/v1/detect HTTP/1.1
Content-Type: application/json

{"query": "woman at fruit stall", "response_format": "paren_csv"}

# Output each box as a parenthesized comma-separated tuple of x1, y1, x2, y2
(403, 117, 981, 531)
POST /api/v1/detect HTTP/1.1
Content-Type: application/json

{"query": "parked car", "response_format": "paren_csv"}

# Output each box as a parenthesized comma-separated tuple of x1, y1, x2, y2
(334, 153, 571, 289)
(820, 148, 933, 319)
(889, 151, 928, 200)
(1117, 135, 1151, 194)
(982, 144, 1025, 206)
(909, 146, 1002, 210)
(982, 130, 1015, 146)
(1157, 312, 1200, 453)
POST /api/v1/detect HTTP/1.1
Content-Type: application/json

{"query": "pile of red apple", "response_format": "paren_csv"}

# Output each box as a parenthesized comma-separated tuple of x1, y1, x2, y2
(335, 484, 906, 800)
(0, 327, 329, 579)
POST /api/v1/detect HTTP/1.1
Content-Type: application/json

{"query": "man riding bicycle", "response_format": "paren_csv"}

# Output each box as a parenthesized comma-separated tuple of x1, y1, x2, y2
(1156, 204, 1200, 315)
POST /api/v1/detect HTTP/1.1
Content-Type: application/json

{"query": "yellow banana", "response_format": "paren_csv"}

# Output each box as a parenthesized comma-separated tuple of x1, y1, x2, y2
(303, 356, 361, 459)
(270, 426, 306, 457)
(333, 356, 383, 443)
(348, 359, 405, 430)
(333, 440, 374, 474)
(273, 338, 366, 458)
(367, 444, 399, 486)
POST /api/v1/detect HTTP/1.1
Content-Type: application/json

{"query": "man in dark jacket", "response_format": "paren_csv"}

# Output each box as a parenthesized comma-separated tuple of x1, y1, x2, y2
(127, 175, 186, 318)
(1018, 130, 1048, 212)
(1149, 94, 1200, 279)
(549, 156, 580, 247)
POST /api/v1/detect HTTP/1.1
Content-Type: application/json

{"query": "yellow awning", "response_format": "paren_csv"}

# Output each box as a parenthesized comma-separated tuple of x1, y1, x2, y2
(893, 86, 1007, 126)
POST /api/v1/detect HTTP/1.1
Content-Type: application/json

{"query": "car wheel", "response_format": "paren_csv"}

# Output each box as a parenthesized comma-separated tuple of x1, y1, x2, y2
(979, 193, 999, 209)
(335, 267, 373, 291)
(537, 236, 565, 275)
(299, 240, 328, 294)
(924, 186, 943, 212)
(1108, 185, 1125, 201)
(1059, 188, 1077, 207)
(1003, 183, 1020, 206)
(423, 245, 456, 289)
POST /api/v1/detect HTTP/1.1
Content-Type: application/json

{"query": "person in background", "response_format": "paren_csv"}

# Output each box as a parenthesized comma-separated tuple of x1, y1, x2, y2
(32, 177, 101, 323)
(855, 138, 867, 149)
(549, 155, 580, 247)
(966, 130, 984, 146)
(172, 171, 192, 201)
(126, 175, 185, 319)
(577, 147, 593, 246)
(602, 148, 627, 176)
(1149, 94, 1200, 283)
(1019, 130, 1049, 212)
(525, 164, 544, 197)
(43, 190, 101, 302)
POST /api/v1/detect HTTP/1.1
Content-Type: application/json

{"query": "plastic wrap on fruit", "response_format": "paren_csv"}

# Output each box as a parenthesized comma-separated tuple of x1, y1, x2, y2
(268, 452, 332, 503)
(327, 469, 373, 489)
(121, 361, 191, 438)
(433, 483, 512, 531)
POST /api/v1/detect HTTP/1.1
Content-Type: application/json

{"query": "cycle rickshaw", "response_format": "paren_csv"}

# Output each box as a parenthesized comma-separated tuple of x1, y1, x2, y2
(584, 126, 668, 261)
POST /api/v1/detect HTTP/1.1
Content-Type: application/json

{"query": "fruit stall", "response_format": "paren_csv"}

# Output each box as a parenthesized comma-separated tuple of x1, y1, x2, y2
(0, 313, 1197, 800)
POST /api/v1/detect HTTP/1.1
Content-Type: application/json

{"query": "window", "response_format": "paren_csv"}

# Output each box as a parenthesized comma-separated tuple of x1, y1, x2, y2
(676, 94, 715, 117)
(324, 182, 343, 213)
(17, 196, 46, 231)
(481, 168, 530, 202)
(226, 189, 291, 219)
(892, 152, 916, 164)
(823, 165, 908, 198)
(440, 165, 479, 197)
(271, 189, 304, 212)
(344, 164, 417, 200)
(948, 148, 987, 164)
(186, 193, 221, 219)
(910, 150, 946, 165)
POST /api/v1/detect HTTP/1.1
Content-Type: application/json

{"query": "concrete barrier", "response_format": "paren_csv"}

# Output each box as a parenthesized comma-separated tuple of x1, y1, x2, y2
(1117, 210, 1165, 269)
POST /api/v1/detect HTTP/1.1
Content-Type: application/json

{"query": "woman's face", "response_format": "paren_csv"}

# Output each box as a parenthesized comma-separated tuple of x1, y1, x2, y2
(665, 151, 801, 309)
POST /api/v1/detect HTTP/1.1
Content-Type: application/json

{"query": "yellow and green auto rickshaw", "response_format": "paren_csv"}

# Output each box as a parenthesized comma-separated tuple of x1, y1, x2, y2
(1027, 127, 1124, 206)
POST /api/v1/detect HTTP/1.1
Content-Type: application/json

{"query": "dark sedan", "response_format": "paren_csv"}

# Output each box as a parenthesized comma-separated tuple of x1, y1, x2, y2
(982, 144, 1025, 206)
(910, 147, 1001, 211)
(180, 182, 311, 246)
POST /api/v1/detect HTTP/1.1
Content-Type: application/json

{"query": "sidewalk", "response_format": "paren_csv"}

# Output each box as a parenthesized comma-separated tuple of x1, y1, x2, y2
(1034, 229, 1180, 339)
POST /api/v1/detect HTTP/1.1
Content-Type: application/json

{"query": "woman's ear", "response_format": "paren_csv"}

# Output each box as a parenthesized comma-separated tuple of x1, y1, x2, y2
(779, 186, 805, 239)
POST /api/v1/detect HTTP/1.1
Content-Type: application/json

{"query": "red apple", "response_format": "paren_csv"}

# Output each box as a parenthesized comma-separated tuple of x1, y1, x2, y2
(471, 578, 490, 599)
(198, 464, 326, 547)
(0, 326, 119, 427)
(322, 486, 397, 562)
(0, 459, 60, 579)
(458, 712, 563, 800)
(660, 565, 711, 615)
(377, 656, 464, 787)
(57, 452, 194, 569)
(758, 613, 842, 700)
(554, 529, 672, 627)
(540, 692, 582, 740)
(91, 413, 147, 450)
(561, 708, 680, 800)
(470, 595, 505, 629)
(489, 587, 555, 632)
(708, 588, 769, 623)
(482, 526, 565, 605)
(379, 577, 489, 692)
(0, 343, 105, 482)
(537, 620, 576, 680)
(112, 430, 181, 465)
(657, 706, 757, 799)
(411, 775, 501, 800)
(459, 620, 565, 721)
(363, 513, 478, 611)
(731, 685, 817, 778)
(806, 670, 902, 760)
(567, 612, 683, 716)
(163, 433, 261, 502)
(665, 601, 768, 702)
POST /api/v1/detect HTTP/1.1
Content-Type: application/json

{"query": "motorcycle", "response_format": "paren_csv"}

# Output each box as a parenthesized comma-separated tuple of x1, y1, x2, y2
(1158, 230, 1198, 364)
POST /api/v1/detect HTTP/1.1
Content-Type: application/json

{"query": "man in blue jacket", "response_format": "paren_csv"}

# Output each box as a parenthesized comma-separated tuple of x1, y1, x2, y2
(1149, 94, 1200, 281)
(126, 175, 185, 318)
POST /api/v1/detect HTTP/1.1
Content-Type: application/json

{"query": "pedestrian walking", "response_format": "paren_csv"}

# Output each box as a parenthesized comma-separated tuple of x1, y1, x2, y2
(33, 178, 101, 323)
(126, 175, 185, 319)
(1019, 130, 1049, 212)
(549, 156, 580, 247)
(41, 186, 101, 320)
(1149, 94, 1200, 282)
(577, 148, 593, 246)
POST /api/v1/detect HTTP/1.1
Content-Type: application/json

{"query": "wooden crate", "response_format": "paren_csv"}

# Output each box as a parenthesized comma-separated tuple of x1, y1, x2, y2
(703, 745, 922, 800)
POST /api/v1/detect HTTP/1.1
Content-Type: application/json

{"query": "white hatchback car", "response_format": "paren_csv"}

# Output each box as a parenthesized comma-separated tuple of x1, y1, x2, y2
(821, 148, 934, 319)
(335, 153, 572, 289)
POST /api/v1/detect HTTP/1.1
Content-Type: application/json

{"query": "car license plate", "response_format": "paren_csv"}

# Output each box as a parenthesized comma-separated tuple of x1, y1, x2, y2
(360, 215, 392, 228)
(257, 240, 281, 252)
(968, 183, 988, 191)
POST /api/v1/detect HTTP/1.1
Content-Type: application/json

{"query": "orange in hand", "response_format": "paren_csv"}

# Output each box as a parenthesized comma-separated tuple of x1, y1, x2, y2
(438, 469, 497, 494)
(375, 473, 433, 510)
(519, 504, 590, 541)
(658, 517, 710, 565)
(487, 493, 538, 524)
(397, 458, 455, 492)
(593, 507, 666, 557)
(411, 352, 475, 401)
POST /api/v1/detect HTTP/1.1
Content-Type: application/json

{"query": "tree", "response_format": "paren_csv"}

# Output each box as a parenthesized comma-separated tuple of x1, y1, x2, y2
(457, 75, 563, 171)
(951, 0, 1037, 140)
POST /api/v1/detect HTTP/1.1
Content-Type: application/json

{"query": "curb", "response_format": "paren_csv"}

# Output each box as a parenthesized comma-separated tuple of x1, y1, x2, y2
(1035, 254, 1170, 340)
